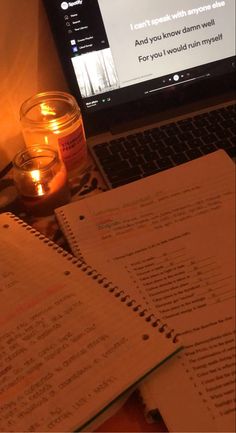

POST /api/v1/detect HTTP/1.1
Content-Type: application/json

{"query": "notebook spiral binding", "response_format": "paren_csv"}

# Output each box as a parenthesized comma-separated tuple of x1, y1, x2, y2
(56, 209, 85, 261)
(6, 212, 179, 344)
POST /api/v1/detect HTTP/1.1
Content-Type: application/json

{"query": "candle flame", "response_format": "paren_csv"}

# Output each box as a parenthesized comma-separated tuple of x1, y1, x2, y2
(30, 170, 44, 196)
(30, 170, 40, 182)
(37, 184, 44, 196)
(40, 102, 61, 135)
(40, 103, 60, 134)
(40, 103, 56, 116)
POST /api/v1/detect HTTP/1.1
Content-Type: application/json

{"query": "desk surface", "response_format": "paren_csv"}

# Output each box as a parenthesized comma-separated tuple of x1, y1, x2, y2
(0, 157, 168, 433)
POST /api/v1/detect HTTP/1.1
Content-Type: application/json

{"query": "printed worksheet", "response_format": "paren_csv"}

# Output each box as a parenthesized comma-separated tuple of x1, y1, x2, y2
(56, 150, 236, 431)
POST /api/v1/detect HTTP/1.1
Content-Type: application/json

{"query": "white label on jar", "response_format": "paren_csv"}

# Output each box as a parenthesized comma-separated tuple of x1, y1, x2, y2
(58, 124, 87, 171)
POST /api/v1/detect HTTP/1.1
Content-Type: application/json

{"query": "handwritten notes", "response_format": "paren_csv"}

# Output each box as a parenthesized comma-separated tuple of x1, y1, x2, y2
(0, 213, 179, 432)
(56, 150, 236, 431)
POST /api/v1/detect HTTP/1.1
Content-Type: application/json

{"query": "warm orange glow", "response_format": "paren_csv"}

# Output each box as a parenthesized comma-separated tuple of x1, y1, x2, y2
(44, 135, 49, 145)
(50, 119, 60, 134)
(30, 170, 44, 196)
(40, 102, 56, 116)
(36, 184, 44, 196)
(30, 169, 40, 182)
(40, 102, 60, 138)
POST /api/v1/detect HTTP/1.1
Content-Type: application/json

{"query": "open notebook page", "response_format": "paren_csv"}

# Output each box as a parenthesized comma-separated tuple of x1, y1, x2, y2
(55, 150, 236, 432)
(0, 213, 180, 432)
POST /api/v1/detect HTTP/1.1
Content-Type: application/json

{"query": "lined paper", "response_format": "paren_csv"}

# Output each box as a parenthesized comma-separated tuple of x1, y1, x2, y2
(56, 150, 235, 432)
(0, 213, 179, 432)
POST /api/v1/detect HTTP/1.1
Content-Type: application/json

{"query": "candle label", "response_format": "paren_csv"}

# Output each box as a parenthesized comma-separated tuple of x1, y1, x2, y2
(58, 124, 87, 171)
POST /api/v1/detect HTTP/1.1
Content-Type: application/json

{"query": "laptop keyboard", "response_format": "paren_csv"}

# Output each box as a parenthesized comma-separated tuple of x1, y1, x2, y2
(91, 103, 236, 188)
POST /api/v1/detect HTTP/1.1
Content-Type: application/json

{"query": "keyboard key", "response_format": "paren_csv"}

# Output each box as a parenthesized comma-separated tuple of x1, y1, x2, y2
(99, 155, 123, 166)
(109, 141, 126, 152)
(178, 132, 194, 142)
(201, 134, 218, 144)
(213, 126, 227, 139)
(192, 117, 209, 127)
(157, 144, 173, 157)
(107, 166, 142, 183)
(185, 149, 203, 159)
(102, 160, 130, 173)
(200, 144, 218, 154)
(127, 156, 145, 166)
(141, 162, 159, 175)
(143, 152, 158, 162)
(156, 157, 173, 169)
(177, 118, 195, 131)
(171, 142, 188, 153)
(217, 138, 235, 150)
(118, 149, 137, 160)
(171, 153, 189, 164)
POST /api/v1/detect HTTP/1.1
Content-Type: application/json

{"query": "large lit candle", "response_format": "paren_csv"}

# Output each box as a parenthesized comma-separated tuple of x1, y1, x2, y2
(19, 91, 87, 179)
(13, 147, 71, 216)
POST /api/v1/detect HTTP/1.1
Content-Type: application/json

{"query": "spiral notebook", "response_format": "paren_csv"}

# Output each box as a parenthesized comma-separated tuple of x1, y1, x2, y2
(55, 151, 236, 432)
(0, 212, 181, 432)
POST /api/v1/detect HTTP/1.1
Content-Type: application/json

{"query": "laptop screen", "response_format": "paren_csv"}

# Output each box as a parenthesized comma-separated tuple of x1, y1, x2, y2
(44, 0, 235, 116)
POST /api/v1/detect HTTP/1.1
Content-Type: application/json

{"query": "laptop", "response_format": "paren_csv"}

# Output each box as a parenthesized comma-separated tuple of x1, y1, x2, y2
(43, 0, 235, 188)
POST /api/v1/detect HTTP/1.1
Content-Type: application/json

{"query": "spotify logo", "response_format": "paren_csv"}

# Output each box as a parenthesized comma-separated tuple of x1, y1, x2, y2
(61, 0, 83, 8)
(61, 2, 69, 10)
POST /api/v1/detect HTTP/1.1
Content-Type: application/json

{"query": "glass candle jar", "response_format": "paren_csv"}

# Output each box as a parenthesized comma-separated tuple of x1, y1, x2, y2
(13, 147, 71, 216)
(19, 91, 87, 177)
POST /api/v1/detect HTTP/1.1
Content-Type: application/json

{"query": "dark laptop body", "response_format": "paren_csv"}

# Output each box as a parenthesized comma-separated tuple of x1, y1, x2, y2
(43, 0, 235, 188)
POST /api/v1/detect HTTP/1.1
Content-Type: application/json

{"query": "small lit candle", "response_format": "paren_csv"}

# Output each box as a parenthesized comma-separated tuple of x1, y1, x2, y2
(13, 147, 71, 216)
